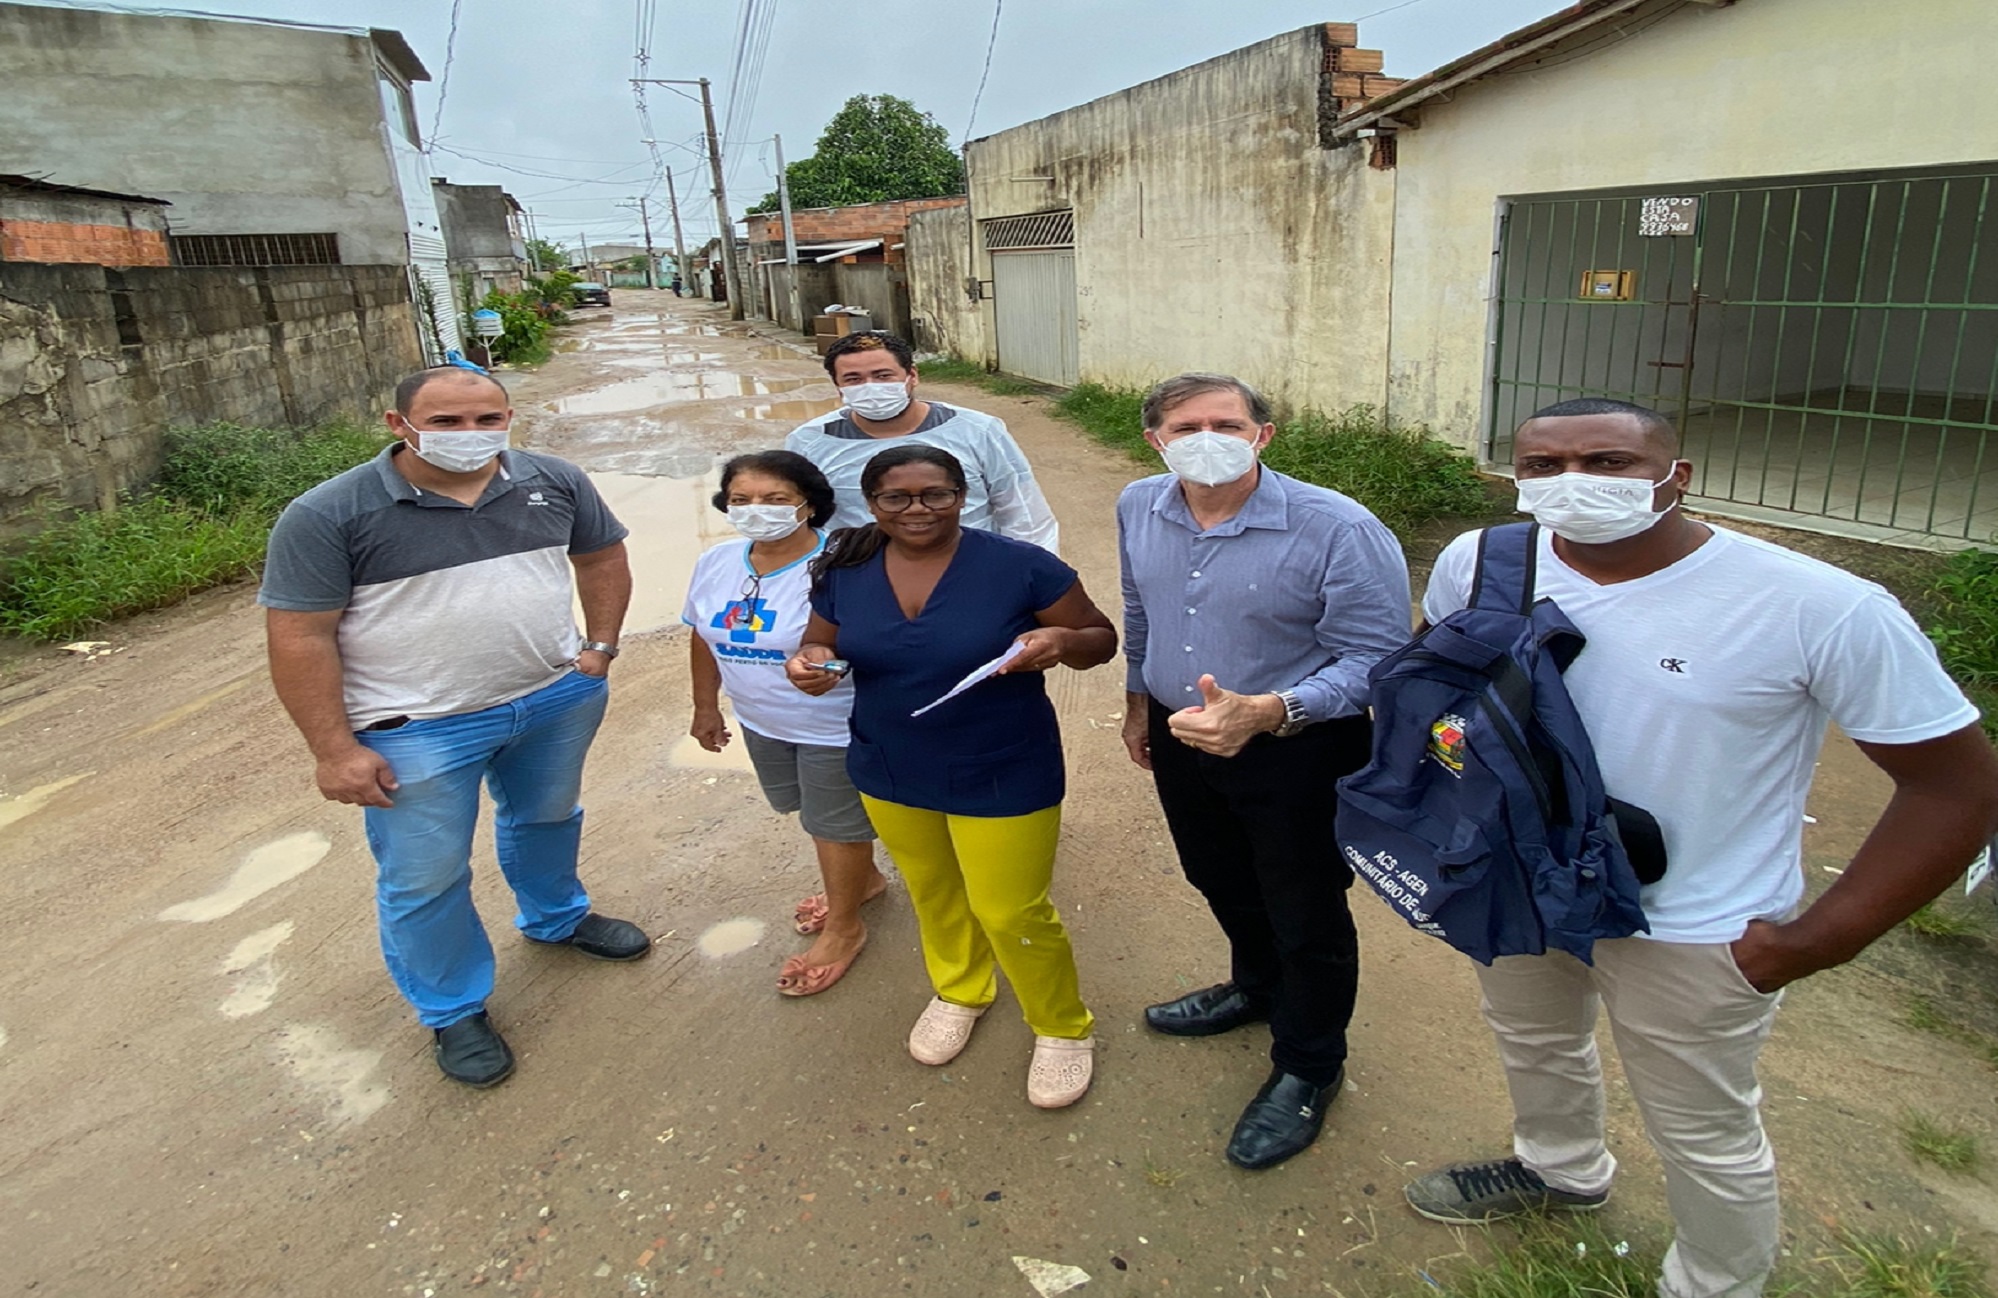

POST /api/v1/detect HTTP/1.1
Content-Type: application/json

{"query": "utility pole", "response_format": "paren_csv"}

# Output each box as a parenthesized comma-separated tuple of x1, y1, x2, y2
(665, 168, 690, 292)
(773, 132, 802, 330)
(637, 197, 658, 290)
(616, 197, 661, 289)
(631, 76, 743, 318)
(578, 229, 592, 273)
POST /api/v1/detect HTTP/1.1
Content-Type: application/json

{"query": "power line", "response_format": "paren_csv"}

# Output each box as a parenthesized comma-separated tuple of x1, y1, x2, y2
(424, 0, 465, 150)
(432, 143, 653, 185)
(962, 0, 1003, 146)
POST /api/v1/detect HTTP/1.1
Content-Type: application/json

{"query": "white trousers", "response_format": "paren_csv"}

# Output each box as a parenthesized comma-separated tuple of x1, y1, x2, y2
(1475, 935, 1785, 1298)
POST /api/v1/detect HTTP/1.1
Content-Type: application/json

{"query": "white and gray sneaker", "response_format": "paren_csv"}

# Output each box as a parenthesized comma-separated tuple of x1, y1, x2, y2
(1404, 1157, 1609, 1223)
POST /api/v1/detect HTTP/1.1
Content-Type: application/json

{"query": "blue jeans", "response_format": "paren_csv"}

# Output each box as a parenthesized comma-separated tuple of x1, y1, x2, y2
(356, 670, 609, 1028)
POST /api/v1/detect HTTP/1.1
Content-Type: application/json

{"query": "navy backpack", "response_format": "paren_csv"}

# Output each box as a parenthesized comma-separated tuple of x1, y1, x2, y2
(1334, 522, 1662, 964)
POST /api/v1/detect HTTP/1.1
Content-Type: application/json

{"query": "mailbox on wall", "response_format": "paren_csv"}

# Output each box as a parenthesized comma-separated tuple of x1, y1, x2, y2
(1579, 269, 1635, 301)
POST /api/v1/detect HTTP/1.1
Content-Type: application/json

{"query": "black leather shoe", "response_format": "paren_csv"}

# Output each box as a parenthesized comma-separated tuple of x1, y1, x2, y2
(1143, 982, 1270, 1037)
(1225, 1067, 1342, 1170)
(433, 1011, 515, 1088)
(528, 912, 651, 961)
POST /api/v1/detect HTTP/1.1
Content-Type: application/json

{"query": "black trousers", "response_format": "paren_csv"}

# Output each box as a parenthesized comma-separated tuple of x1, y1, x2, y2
(1147, 698, 1371, 1086)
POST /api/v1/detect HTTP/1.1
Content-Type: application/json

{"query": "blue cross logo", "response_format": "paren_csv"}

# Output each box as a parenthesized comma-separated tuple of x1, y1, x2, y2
(713, 597, 772, 644)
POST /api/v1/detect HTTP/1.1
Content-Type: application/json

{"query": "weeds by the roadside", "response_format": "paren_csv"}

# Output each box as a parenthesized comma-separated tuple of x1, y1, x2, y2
(917, 356, 1044, 397)
(1383, 1218, 1990, 1297)
(157, 421, 390, 516)
(1905, 995, 1998, 1068)
(0, 419, 390, 640)
(1904, 902, 1981, 940)
(1052, 382, 1491, 536)
(1902, 1112, 1981, 1172)
(1925, 547, 1998, 739)
(0, 498, 270, 639)
(1140, 1152, 1183, 1188)
(1828, 1230, 1992, 1297)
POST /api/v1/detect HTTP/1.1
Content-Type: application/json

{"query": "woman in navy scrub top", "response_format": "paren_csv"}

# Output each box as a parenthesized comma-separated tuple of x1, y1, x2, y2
(785, 445, 1116, 1109)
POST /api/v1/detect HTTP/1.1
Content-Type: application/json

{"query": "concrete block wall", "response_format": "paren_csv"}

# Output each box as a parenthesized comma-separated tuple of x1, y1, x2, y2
(0, 262, 420, 536)
(905, 205, 980, 361)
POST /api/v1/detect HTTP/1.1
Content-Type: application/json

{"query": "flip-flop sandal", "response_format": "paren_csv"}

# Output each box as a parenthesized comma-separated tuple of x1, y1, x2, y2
(792, 876, 890, 935)
(776, 933, 868, 998)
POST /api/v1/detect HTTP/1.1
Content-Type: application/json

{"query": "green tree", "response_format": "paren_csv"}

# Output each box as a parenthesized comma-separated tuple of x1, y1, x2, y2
(525, 238, 567, 272)
(748, 95, 964, 214)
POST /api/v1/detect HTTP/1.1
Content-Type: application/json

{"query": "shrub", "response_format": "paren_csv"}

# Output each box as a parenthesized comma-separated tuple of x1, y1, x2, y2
(1925, 547, 1998, 737)
(0, 418, 389, 640)
(479, 289, 554, 364)
(0, 498, 270, 640)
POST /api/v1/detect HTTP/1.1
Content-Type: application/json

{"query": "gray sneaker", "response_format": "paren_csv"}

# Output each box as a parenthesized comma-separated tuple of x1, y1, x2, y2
(1404, 1157, 1609, 1223)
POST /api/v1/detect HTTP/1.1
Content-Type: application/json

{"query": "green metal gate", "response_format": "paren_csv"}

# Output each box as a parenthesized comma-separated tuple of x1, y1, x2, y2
(1489, 167, 1998, 545)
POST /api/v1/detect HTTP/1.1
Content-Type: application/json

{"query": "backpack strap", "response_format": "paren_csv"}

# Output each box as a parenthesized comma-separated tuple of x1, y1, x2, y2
(1468, 522, 1540, 616)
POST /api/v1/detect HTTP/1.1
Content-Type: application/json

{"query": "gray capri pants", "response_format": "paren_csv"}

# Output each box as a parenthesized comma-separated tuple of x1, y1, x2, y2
(740, 727, 876, 843)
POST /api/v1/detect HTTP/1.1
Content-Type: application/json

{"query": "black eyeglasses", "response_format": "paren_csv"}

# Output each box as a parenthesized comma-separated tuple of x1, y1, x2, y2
(868, 487, 963, 513)
(739, 571, 764, 607)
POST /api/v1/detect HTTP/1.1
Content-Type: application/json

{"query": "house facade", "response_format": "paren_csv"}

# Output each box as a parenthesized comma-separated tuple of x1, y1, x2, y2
(744, 196, 966, 336)
(433, 180, 529, 301)
(935, 0, 1998, 546)
(0, 2, 460, 357)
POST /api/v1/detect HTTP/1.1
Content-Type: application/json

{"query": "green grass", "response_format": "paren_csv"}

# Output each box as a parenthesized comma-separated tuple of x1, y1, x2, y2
(1904, 995, 1998, 1069)
(916, 356, 1043, 396)
(1904, 902, 1981, 940)
(1902, 1111, 1982, 1172)
(1924, 547, 1998, 739)
(1052, 382, 1492, 536)
(1828, 1231, 1993, 1298)
(1382, 1219, 1990, 1297)
(0, 419, 390, 640)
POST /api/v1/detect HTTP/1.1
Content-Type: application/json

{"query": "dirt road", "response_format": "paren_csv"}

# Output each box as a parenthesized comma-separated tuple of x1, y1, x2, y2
(1, 292, 1992, 1297)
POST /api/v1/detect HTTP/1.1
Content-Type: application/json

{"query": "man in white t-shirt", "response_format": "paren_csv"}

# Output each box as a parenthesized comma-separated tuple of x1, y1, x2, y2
(1402, 398, 1998, 1298)
(784, 330, 1061, 553)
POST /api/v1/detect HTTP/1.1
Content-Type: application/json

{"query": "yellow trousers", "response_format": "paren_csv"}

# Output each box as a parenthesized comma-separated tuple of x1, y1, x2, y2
(860, 795, 1093, 1040)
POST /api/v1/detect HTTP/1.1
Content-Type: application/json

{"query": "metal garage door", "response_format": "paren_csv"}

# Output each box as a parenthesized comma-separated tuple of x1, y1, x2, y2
(987, 212, 1078, 387)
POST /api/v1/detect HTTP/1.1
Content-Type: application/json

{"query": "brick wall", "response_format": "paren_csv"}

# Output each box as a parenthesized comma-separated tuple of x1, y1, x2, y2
(745, 196, 967, 262)
(0, 217, 172, 267)
(0, 262, 421, 535)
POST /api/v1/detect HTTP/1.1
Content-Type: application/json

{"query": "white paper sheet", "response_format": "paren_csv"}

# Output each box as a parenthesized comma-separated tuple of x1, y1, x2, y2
(910, 641, 1027, 717)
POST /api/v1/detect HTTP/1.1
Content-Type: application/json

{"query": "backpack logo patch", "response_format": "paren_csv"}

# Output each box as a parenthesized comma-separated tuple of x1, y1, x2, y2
(1427, 713, 1468, 778)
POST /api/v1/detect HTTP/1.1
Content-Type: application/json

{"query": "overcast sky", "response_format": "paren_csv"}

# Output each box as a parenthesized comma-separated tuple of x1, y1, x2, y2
(59, 0, 1557, 251)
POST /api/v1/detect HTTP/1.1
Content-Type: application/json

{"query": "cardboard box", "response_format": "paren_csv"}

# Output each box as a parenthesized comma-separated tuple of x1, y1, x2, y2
(812, 312, 873, 338)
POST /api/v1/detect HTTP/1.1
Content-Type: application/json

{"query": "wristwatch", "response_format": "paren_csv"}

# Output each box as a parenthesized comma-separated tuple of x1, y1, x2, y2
(580, 640, 620, 659)
(1271, 689, 1309, 738)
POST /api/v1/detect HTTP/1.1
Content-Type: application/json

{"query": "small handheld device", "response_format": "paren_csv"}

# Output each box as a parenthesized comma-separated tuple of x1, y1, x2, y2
(815, 659, 851, 678)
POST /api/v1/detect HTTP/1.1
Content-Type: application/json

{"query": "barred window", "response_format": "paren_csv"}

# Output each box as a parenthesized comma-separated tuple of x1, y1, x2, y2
(171, 233, 342, 266)
(981, 211, 1074, 251)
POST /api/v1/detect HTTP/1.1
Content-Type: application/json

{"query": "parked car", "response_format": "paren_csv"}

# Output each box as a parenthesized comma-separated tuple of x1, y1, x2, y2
(572, 282, 611, 307)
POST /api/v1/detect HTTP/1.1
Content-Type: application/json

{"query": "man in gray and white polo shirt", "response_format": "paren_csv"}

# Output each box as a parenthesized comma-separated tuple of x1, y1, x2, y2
(261, 366, 649, 1089)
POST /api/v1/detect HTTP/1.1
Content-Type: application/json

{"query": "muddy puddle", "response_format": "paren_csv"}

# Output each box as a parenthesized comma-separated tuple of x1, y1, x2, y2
(548, 372, 817, 415)
(584, 469, 735, 634)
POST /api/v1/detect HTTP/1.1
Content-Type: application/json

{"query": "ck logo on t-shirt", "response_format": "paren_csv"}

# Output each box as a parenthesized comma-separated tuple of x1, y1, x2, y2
(1658, 656, 1690, 674)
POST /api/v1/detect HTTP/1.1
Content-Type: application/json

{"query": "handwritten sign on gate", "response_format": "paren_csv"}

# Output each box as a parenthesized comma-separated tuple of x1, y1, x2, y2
(1637, 196, 1699, 237)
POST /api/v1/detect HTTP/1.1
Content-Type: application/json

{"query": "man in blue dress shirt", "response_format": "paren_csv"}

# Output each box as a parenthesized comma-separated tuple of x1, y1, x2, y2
(1118, 373, 1412, 1170)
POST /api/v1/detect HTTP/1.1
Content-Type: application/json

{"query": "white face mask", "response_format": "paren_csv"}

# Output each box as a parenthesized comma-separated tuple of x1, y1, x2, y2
(1515, 465, 1682, 544)
(845, 381, 913, 422)
(727, 503, 806, 543)
(1159, 430, 1260, 488)
(409, 428, 509, 474)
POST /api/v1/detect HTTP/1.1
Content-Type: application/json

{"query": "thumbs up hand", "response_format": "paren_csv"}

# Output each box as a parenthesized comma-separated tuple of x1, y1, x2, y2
(1165, 674, 1289, 758)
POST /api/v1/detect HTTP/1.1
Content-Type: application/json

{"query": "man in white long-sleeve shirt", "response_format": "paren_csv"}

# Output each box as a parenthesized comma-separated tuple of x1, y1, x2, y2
(784, 331, 1061, 554)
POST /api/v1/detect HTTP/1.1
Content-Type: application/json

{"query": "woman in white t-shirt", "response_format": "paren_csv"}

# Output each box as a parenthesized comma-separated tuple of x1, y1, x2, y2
(683, 451, 885, 996)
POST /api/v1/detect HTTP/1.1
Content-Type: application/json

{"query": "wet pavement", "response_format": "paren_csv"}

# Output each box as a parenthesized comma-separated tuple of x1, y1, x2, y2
(509, 300, 843, 636)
